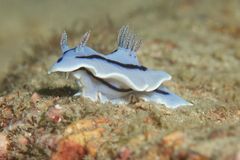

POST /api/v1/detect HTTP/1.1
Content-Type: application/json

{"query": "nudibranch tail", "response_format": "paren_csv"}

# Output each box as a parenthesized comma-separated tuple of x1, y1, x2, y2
(138, 86, 193, 108)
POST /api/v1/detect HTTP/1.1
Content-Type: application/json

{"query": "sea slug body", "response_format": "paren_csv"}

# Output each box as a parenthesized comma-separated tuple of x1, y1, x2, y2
(48, 26, 192, 108)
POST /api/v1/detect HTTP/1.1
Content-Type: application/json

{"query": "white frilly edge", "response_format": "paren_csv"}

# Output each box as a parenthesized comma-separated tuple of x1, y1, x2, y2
(70, 58, 171, 92)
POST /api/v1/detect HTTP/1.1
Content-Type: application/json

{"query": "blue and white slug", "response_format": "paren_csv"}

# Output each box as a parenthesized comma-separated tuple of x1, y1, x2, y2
(48, 26, 192, 108)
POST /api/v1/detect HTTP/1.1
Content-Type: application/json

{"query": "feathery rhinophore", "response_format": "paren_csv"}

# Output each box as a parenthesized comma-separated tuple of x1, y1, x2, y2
(60, 31, 69, 52)
(79, 31, 91, 47)
(117, 25, 142, 52)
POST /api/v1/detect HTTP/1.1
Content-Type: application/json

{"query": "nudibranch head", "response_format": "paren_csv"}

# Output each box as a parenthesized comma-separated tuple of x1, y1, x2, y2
(48, 31, 98, 74)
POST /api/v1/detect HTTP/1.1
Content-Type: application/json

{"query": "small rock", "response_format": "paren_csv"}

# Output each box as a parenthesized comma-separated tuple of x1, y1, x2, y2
(5, 93, 16, 101)
(31, 92, 41, 105)
(0, 133, 8, 159)
(174, 150, 209, 160)
(38, 134, 60, 151)
(162, 131, 185, 147)
(52, 117, 108, 159)
(64, 118, 108, 135)
(54, 104, 62, 109)
(116, 148, 132, 160)
(46, 106, 62, 123)
(18, 135, 28, 146)
(51, 140, 86, 160)
(0, 97, 5, 106)
(237, 110, 240, 116)
(2, 107, 13, 119)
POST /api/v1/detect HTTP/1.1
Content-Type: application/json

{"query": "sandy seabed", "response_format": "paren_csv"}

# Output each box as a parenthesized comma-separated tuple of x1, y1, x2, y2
(0, 0, 240, 159)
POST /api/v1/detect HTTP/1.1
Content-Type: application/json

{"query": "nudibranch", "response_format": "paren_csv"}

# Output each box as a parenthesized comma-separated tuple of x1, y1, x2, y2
(48, 26, 192, 108)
